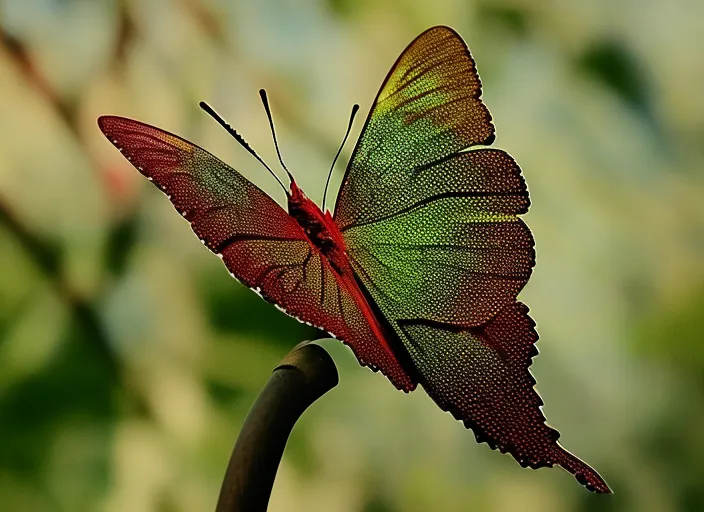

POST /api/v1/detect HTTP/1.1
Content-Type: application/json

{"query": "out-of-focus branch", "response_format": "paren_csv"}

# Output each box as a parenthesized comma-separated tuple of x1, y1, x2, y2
(179, 0, 227, 45)
(0, 30, 79, 133)
(0, 199, 61, 279)
(216, 341, 339, 512)
(0, 198, 122, 388)
(0, 9, 141, 391)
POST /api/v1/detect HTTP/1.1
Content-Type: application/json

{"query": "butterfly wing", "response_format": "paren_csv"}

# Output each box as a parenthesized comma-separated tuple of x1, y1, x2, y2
(334, 26, 494, 230)
(98, 116, 414, 391)
(399, 303, 610, 493)
(335, 26, 527, 326)
(334, 26, 609, 491)
(342, 148, 534, 326)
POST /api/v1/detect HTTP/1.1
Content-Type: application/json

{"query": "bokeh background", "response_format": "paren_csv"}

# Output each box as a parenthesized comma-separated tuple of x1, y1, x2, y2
(1, 0, 703, 511)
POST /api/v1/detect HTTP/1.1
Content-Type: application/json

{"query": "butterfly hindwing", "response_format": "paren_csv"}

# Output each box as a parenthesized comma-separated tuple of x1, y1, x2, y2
(399, 303, 610, 493)
(98, 116, 414, 391)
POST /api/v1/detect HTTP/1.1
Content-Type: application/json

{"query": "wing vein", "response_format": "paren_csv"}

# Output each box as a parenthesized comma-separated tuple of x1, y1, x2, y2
(214, 234, 303, 255)
(342, 191, 523, 232)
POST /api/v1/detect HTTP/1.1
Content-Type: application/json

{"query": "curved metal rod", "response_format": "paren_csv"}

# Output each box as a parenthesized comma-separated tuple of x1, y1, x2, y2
(215, 340, 339, 512)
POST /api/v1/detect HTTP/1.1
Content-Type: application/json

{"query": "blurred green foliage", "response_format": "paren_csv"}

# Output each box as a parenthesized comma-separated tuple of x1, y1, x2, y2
(1, 0, 703, 511)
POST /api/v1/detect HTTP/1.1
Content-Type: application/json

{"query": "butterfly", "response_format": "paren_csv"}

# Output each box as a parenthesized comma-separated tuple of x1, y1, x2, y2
(98, 26, 610, 493)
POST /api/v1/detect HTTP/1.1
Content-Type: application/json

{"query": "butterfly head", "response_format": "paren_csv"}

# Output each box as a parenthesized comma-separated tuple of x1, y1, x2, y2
(287, 178, 305, 205)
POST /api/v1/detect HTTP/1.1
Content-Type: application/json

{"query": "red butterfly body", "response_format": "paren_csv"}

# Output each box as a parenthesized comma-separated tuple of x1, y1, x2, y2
(99, 26, 610, 493)
(285, 180, 414, 389)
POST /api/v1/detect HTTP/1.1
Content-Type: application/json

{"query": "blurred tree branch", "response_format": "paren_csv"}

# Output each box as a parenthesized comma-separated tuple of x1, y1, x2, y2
(0, 10, 145, 404)
(0, 30, 79, 130)
(216, 341, 338, 512)
(0, 198, 147, 409)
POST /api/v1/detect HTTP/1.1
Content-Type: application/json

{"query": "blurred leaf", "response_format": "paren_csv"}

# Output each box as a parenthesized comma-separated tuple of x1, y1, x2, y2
(103, 213, 139, 278)
(363, 495, 395, 512)
(632, 285, 704, 508)
(199, 269, 320, 349)
(633, 283, 704, 381)
(325, 0, 365, 16)
(204, 376, 244, 407)
(283, 421, 318, 478)
(478, 4, 529, 37)
(638, 396, 704, 512)
(577, 40, 653, 118)
(0, 311, 117, 477)
(0, 203, 61, 280)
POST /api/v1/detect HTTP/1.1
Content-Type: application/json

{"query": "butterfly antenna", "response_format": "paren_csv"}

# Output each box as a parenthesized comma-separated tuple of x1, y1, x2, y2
(323, 103, 359, 212)
(259, 89, 295, 185)
(199, 101, 288, 195)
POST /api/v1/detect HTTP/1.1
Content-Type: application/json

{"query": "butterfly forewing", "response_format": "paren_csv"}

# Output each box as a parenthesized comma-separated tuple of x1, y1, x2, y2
(334, 25, 495, 230)
(333, 26, 609, 492)
(97, 116, 414, 391)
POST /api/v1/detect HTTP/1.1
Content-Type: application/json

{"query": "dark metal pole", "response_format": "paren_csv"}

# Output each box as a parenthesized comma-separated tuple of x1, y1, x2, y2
(215, 340, 339, 512)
